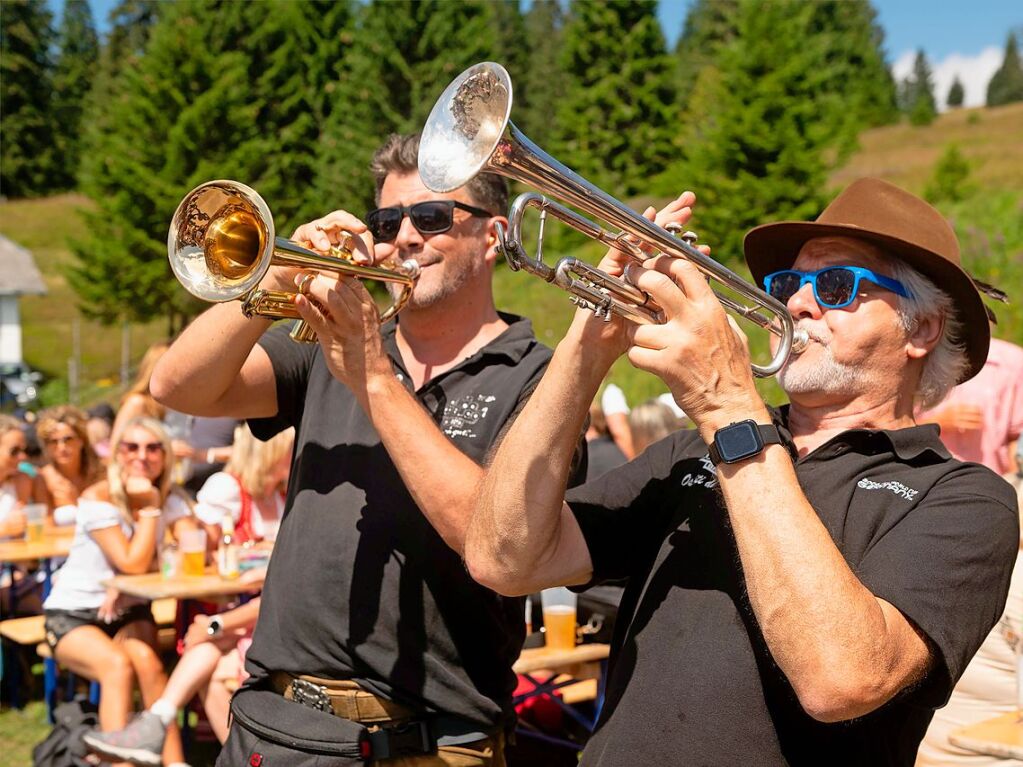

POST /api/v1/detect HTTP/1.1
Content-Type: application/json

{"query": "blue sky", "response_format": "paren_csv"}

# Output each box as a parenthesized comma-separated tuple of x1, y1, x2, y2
(54, 0, 1021, 107)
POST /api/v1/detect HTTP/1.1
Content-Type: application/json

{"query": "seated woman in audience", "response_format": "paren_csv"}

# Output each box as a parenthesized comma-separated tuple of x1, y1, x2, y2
(1, 415, 33, 615)
(35, 405, 104, 526)
(0, 414, 31, 538)
(83, 427, 293, 765)
(43, 417, 195, 767)
(195, 424, 293, 545)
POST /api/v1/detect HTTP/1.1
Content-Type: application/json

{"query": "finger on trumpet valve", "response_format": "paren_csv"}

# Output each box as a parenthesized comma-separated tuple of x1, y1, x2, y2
(297, 273, 315, 296)
(336, 230, 355, 253)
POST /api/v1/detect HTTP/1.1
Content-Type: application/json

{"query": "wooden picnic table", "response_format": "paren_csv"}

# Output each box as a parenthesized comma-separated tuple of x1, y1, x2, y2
(0, 532, 74, 564)
(103, 567, 262, 602)
(948, 712, 1023, 759)
(514, 642, 610, 676)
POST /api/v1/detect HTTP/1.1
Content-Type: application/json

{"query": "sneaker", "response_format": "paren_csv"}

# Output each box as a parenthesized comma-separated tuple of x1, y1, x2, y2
(82, 711, 167, 767)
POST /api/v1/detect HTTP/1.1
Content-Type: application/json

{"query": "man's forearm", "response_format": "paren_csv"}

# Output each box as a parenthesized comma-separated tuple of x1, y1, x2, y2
(151, 302, 273, 416)
(715, 444, 928, 721)
(467, 328, 611, 594)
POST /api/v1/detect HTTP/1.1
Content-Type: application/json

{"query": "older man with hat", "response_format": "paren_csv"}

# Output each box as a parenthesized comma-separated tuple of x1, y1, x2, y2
(462, 178, 1019, 766)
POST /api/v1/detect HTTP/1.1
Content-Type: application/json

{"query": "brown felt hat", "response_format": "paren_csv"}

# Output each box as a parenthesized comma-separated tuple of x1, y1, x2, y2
(744, 177, 988, 383)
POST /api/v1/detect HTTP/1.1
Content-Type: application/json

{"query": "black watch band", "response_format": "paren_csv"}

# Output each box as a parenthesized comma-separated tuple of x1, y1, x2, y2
(708, 420, 783, 466)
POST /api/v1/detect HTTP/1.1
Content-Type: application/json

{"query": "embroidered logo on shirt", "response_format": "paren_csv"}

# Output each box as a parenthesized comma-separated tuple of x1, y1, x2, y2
(679, 455, 719, 489)
(857, 477, 919, 500)
(440, 394, 497, 439)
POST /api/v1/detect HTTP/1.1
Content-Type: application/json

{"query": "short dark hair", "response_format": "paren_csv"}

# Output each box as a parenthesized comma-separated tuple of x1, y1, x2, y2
(371, 133, 508, 217)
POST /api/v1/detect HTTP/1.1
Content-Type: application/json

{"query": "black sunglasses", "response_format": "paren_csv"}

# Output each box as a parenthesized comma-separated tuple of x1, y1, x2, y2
(366, 200, 493, 243)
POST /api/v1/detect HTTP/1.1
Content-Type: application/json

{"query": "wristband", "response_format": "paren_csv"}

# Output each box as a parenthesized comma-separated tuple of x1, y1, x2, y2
(137, 509, 162, 519)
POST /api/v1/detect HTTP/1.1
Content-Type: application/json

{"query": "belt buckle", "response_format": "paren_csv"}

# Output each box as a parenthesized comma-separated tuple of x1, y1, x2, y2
(290, 678, 332, 713)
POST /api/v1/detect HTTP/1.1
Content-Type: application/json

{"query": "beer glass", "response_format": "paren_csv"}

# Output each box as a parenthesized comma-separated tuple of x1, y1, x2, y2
(541, 587, 578, 651)
(179, 529, 207, 577)
(23, 504, 46, 544)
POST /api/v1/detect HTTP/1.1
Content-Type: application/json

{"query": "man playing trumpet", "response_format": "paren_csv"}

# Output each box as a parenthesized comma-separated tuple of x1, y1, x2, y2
(465, 178, 1018, 765)
(149, 133, 668, 765)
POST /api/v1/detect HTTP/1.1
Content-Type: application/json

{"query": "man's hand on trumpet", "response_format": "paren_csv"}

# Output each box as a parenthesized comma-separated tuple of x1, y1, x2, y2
(624, 255, 768, 444)
(292, 268, 392, 404)
(254, 210, 377, 297)
(566, 191, 711, 372)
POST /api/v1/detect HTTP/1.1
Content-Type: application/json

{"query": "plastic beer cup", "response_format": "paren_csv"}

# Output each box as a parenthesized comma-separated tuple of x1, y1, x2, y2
(179, 529, 207, 577)
(24, 503, 46, 544)
(541, 587, 578, 651)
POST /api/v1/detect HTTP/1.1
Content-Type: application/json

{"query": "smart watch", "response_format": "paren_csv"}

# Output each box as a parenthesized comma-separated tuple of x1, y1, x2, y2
(207, 616, 224, 637)
(708, 421, 783, 466)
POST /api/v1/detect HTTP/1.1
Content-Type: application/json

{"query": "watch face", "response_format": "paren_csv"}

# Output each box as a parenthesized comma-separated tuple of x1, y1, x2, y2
(716, 420, 764, 463)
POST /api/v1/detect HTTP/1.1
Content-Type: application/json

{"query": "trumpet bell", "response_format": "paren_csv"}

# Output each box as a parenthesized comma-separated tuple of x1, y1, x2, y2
(419, 62, 806, 377)
(420, 62, 512, 193)
(203, 204, 264, 280)
(168, 180, 274, 303)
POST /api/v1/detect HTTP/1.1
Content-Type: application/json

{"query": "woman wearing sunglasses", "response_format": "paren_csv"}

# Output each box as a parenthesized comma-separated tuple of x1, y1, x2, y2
(35, 405, 104, 527)
(42, 417, 195, 767)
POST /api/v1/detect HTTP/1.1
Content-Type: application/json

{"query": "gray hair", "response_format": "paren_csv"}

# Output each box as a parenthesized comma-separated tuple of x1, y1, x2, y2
(887, 259, 970, 409)
(370, 133, 508, 216)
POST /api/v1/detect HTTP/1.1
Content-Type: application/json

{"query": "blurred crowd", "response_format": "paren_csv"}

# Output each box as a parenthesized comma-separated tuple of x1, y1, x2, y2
(1, 342, 293, 766)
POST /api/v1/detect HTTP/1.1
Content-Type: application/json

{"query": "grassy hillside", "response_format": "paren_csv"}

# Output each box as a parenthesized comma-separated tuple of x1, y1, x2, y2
(0, 102, 1020, 411)
(0, 193, 169, 407)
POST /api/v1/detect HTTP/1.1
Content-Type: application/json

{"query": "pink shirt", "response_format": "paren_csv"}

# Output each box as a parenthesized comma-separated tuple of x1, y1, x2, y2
(919, 338, 1023, 475)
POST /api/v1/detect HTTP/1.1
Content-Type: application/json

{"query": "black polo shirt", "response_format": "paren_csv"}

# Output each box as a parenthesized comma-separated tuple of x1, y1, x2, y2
(244, 313, 556, 730)
(567, 406, 1018, 766)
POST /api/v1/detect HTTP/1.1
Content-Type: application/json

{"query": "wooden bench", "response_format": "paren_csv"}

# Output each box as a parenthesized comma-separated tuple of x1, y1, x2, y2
(0, 597, 178, 648)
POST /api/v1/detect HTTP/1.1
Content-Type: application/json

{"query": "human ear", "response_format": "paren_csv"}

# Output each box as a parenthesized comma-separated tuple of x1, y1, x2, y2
(906, 313, 943, 360)
(484, 217, 508, 265)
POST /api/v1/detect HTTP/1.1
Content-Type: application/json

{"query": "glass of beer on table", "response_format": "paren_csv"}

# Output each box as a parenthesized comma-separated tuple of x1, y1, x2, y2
(541, 587, 578, 651)
(23, 503, 47, 544)
(179, 529, 207, 577)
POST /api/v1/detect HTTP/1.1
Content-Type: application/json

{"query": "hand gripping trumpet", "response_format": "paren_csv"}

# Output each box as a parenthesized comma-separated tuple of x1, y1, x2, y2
(168, 180, 420, 343)
(418, 62, 807, 377)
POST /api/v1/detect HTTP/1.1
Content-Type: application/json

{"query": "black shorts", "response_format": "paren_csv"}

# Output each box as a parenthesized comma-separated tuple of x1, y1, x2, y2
(44, 603, 155, 652)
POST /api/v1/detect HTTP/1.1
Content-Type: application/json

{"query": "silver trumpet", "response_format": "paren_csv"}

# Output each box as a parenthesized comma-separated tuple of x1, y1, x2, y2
(418, 62, 807, 377)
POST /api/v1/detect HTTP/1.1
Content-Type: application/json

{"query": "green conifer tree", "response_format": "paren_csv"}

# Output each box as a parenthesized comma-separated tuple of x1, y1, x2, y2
(70, 0, 353, 330)
(518, 0, 566, 147)
(946, 76, 965, 108)
(904, 49, 937, 125)
(672, 0, 851, 262)
(52, 0, 99, 188)
(809, 0, 898, 129)
(0, 0, 59, 197)
(488, 0, 528, 84)
(986, 32, 1023, 107)
(104, 0, 159, 69)
(552, 0, 675, 197)
(315, 0, 500, 218)
(672, 0, 739, 108)
(923, 144, 971, 204)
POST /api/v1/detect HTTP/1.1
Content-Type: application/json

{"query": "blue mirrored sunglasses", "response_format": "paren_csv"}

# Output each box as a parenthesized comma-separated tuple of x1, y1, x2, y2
(763, 266, 910, 309)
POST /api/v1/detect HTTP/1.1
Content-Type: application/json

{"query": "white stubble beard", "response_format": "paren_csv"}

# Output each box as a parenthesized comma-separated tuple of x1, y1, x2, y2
(777, 323, 871, 396)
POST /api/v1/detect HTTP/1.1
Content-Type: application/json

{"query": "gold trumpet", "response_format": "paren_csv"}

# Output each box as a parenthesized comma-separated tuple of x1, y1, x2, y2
(168, 180, 420, 343)
(419, 62, 807, 376)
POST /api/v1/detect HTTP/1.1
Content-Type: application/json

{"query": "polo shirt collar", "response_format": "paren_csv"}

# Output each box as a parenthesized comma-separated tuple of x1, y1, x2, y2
(773, 405, 952, 462)
(381, 311, 539, 376)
